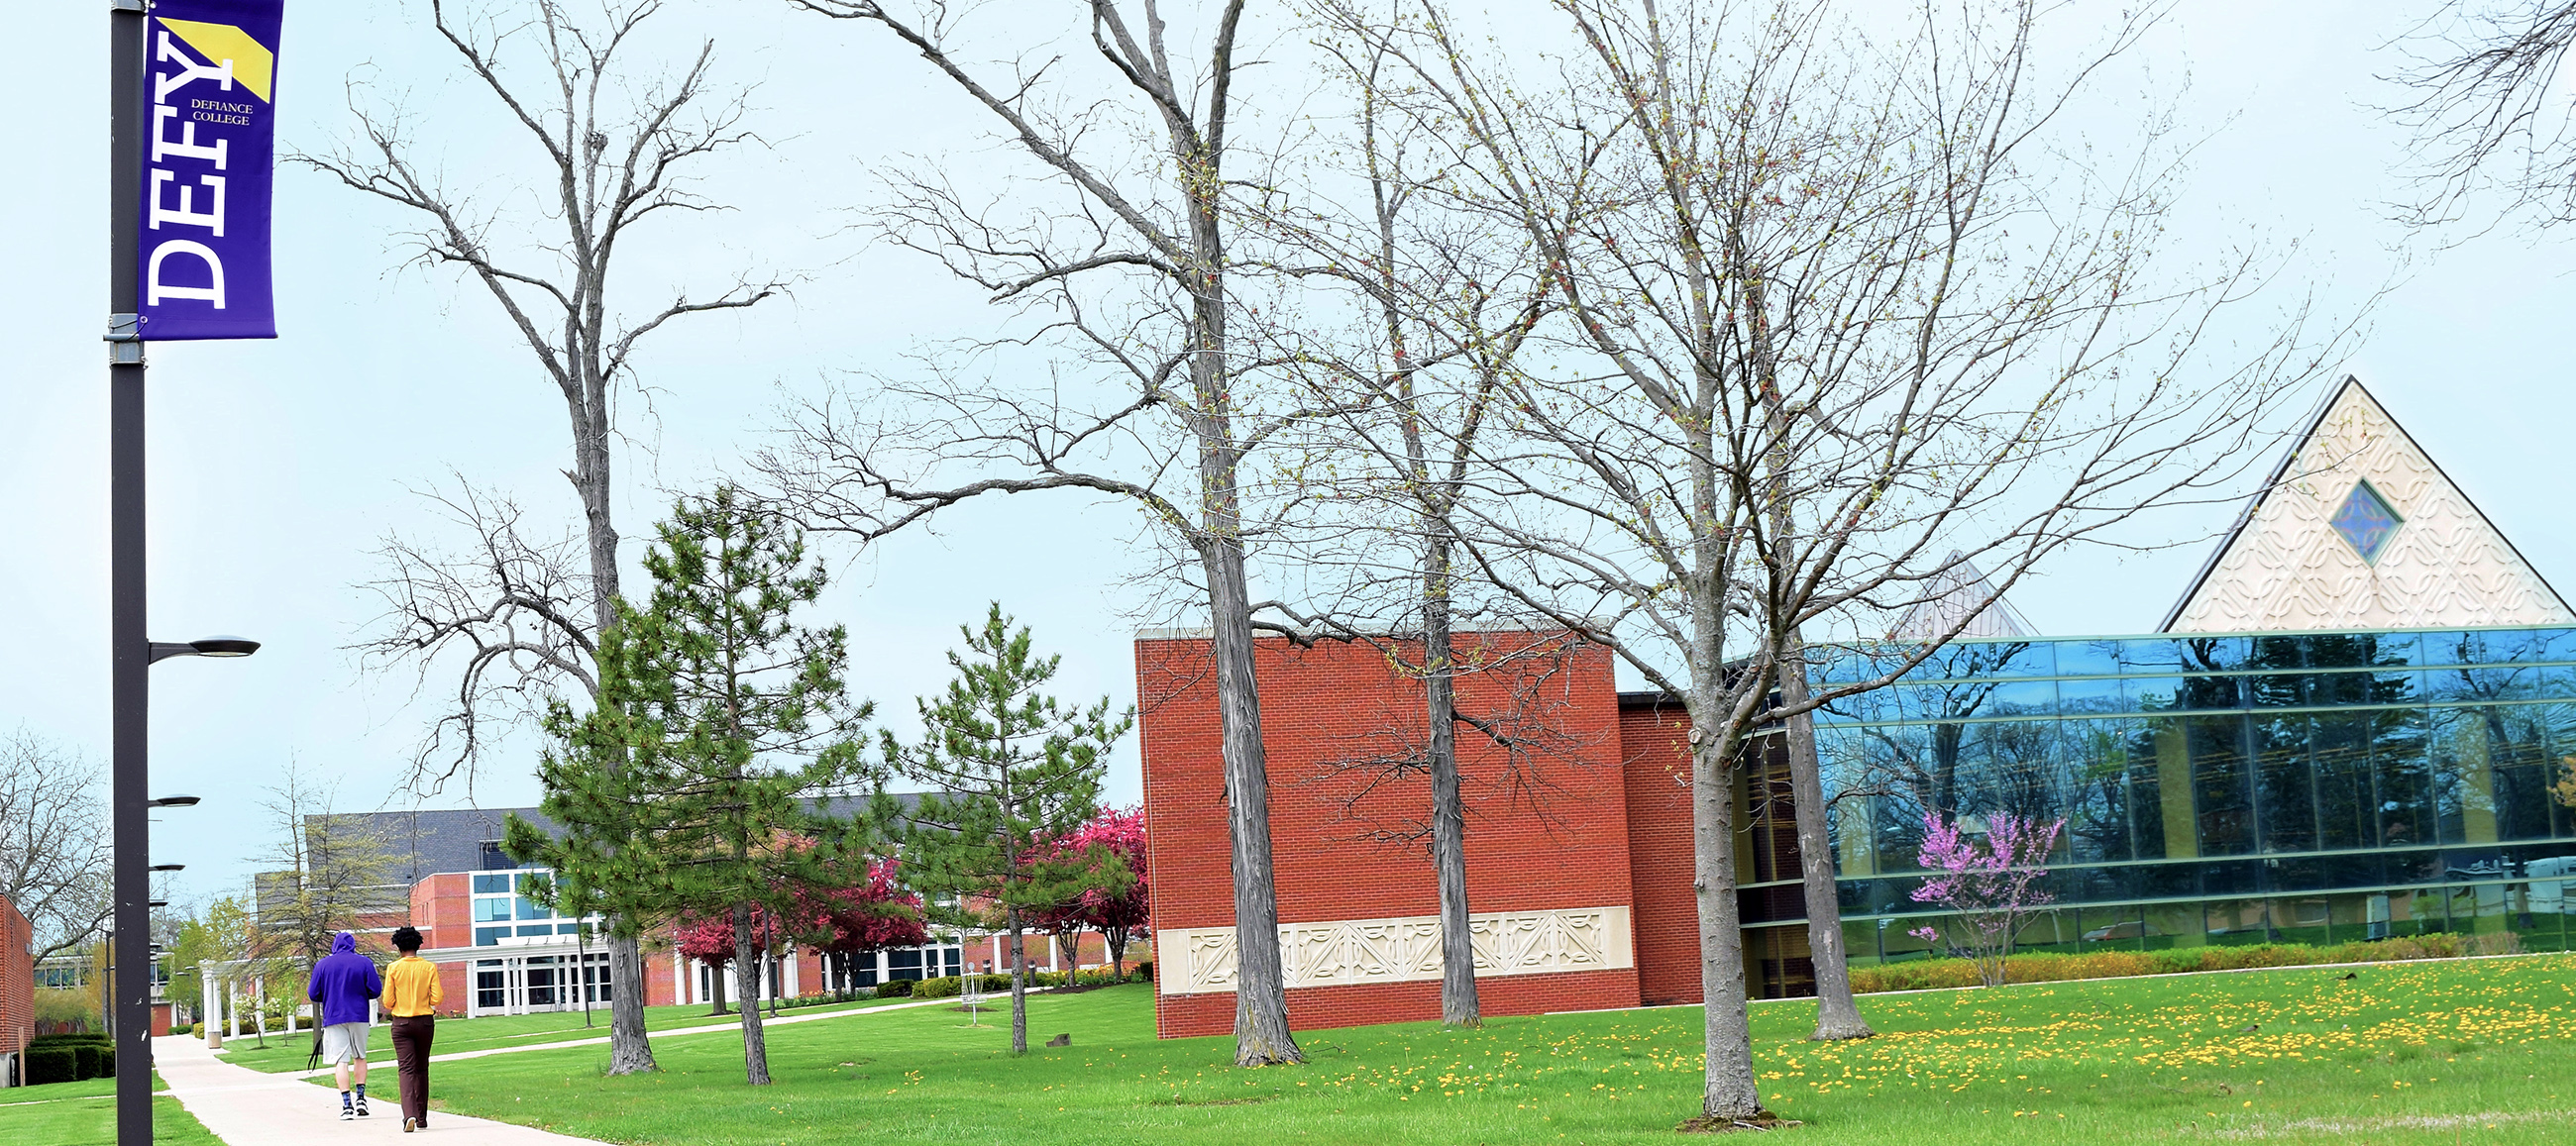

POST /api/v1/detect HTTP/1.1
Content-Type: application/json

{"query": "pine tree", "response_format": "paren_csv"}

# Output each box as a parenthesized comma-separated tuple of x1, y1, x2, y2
(507, 486, 877, 1085)
(882, 604, 1131, 1055)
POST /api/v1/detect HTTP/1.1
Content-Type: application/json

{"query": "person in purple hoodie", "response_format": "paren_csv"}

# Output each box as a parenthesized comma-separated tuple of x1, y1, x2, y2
(307, 931, 383, 1120)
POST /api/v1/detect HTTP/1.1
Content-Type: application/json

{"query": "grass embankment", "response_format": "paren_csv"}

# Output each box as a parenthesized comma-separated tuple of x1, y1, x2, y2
(1852, 931, 2527, 992)
(0, 1073, 221, 1145)
(389, 954, 2576, 1144)
(215, 992, 926, 1074)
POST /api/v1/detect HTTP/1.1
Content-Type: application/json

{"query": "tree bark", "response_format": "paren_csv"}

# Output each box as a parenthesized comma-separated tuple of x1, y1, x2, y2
(1208, 538, 1302, 1066)
(1781, 632, 1873, 1040)
(731, 903, 771, 1085)
(1693, 732, 1768, 1123)
(1423, 534, 1480, 1027)
(1008, 906, 1029, 1056)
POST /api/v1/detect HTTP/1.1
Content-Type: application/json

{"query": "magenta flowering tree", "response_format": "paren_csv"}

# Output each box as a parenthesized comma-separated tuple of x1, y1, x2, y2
(1907, 813, 2066, 987)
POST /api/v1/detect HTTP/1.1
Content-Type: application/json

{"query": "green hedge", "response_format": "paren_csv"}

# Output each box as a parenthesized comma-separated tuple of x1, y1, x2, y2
(873, 979, 912, 998)
(1850, 931, 2524, 993)
(26, 1047, 77, 1086)
(73, 1045, 102, 1081)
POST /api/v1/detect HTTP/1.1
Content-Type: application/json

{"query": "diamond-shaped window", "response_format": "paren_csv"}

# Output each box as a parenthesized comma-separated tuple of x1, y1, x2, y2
(2329, 479, 2403, 564)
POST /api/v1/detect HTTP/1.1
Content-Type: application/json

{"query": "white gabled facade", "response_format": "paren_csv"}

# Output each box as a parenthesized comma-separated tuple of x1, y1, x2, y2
(2164, 376, 2574, 633)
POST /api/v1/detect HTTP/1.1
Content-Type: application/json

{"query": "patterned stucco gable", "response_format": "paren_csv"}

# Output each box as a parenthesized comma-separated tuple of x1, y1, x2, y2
(2163, 376, 2573, 633)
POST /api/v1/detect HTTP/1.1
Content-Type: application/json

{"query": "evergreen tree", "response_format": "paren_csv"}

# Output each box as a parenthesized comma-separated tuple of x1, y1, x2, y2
(508, 486, 876, 1085)
(881, 604, 1131, 1055)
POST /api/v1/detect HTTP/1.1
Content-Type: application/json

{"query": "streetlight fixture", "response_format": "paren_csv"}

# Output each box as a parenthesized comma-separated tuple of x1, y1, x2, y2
(112, 635, 255, 1145)
(148, 636, 262, 664)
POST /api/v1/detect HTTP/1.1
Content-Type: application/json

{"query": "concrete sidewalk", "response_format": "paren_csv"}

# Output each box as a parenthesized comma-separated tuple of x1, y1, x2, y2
(156, 1033, 607, 1143)
(282, 994, 957, 1078)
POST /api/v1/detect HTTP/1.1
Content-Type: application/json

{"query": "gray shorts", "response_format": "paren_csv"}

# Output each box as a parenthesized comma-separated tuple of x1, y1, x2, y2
(321, 1022, 371, 1065)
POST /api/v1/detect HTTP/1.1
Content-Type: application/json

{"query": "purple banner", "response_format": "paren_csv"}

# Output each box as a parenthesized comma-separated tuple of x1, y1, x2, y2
(138, 0, 282, 342)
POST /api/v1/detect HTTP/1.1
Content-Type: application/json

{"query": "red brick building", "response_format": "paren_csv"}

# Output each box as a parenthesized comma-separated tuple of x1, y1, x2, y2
(1, 894, 32, 1087)
(1139, 629, 1779, 1039)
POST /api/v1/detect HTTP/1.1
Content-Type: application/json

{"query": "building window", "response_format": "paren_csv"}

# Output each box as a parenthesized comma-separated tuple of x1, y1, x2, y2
(468, 867, 599, 946)
(2329, 480, 2402, 563)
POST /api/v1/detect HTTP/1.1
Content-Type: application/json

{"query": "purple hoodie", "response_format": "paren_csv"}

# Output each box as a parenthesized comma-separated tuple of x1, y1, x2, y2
(306, 932, 382, 1026)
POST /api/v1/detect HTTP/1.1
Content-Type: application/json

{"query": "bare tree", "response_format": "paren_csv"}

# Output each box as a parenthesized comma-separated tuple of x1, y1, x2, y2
(1342, 0, 2348, 1123)
(246, 765, 404, 987)
(763, 0, 1311, 1066)
(2392, 1, 2576, 229)
(1228, 9, 1568, 1027)
(0, 729, 113, 963)
(294, 0, 788, 1075)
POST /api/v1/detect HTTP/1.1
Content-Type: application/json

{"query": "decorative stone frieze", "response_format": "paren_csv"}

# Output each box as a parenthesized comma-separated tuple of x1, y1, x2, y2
(1157, 905, 1634, 995)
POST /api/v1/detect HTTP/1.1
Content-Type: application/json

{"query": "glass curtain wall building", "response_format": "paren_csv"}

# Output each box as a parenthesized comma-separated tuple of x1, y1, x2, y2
(1756, 626, 2576, 990)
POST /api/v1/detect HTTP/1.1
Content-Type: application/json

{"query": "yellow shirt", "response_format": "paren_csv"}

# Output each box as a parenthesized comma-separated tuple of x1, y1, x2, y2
(383, 955, 443, 1017)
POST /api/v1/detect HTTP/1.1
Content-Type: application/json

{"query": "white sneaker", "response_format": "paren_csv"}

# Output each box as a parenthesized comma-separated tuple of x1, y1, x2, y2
(340, 1106, 355, 1121)
(355, 1094, 371, 1117)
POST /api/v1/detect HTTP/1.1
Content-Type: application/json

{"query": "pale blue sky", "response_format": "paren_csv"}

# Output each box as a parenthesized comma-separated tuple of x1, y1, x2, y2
(3, 0, 2569, 908)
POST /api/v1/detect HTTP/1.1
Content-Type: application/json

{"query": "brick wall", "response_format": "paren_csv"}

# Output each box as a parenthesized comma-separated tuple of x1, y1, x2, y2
(1139, 631, 1642, 1038)
(1619, 698, 1704, 1006)
(0, 894, 31, 1059)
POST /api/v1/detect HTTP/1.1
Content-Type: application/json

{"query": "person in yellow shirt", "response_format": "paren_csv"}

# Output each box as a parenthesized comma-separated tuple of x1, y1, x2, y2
(382, 926, 443, 1133)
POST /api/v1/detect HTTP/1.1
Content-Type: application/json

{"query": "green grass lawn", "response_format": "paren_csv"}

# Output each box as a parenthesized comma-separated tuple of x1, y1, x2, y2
(214, 993, 928, 1074)
(347, 954, 2576, 1145)
(0, 1074, 220, 1145)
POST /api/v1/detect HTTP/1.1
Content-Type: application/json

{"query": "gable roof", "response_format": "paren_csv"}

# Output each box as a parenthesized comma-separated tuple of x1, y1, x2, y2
(1894, 554, 2038, 641)
(2161, 375, 2573, 632)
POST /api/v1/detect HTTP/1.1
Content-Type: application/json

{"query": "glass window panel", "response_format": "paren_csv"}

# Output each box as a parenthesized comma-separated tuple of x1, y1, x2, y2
(473, 897, 510, 923)
(515, 896, 549, 921)
(2174, 674, 2252, 711)
(2245, 674, 2308, 708)
(2055, 676, 2123, 716)
(2124, 677, 2188, 713)
(1917, 641, 2053, 681)
(2064, 721, 2135, 864)
(474, 926, 508, 946)
(2190, 714, 2256, 856)
(1955, 717, 2065, 826)
(2312, 669, 2420, 708)
(2250, 712, 2317, 853)
(2276, 896, 2333, 946)
(2080, 904, 2144, 949)
(557, 923, 585, 935)
(2055, 639, 2121, 678)
(2139, 902, 2200, 950)
(2204, 896, 2274, 945)
(2310, 710, 2378, 850)
(2375, 707, 2435, 849)
(515, 923, 553, 937)
(2127, 636, 2246, 675)
(472, 874, 510, 894)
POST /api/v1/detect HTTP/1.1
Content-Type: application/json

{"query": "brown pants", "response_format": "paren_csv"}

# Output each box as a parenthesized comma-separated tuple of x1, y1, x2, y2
(389, 1014, 435, 1124)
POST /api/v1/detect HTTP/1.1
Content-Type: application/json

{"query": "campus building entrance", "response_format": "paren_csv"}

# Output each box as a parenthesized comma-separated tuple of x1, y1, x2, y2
(469, 951, 612, 1018)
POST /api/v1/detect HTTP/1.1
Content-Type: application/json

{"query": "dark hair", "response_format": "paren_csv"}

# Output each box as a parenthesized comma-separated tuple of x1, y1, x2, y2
(391, 926, 424, 952)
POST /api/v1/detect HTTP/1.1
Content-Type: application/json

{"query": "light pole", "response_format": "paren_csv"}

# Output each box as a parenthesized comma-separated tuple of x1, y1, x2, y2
(113, 626, 259, 1146)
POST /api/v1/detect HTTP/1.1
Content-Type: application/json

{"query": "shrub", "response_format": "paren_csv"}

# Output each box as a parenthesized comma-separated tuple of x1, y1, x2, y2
(26, 1047, 77, 1086)
(72, 1045, 102, 1082)
(101, 1047, 115, 1078)
(1135, 959, 1152, 983)
(914, 976, 961, 999)
(1849, 931, 2528, 994)
(874, 978, 913, 998)
(171, 1023, 193, 1035)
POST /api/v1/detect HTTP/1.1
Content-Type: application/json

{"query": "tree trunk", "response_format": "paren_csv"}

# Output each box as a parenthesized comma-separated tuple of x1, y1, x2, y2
(1008, 907, 1029, 1056)
(1107, 928, 1127, 980)
(1423, 534, 1480, 1028)
(1205, 538, 1302, 1066)
(1694, 733, 1769, 1124)
(731, 904, 770, 1086)
(1780, 632, 1873, 1040)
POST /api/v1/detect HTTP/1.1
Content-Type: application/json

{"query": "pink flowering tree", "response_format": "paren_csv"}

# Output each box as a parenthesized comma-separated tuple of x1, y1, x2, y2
(1907, 812, 2065, 987)
(1025, 806, 1147, 980)
(803, 858, 928, 994)
(674, 905, 782, 1015)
